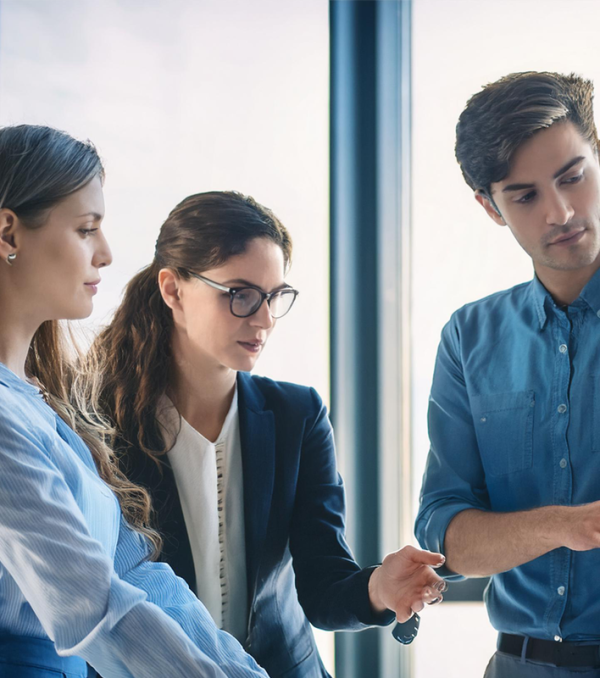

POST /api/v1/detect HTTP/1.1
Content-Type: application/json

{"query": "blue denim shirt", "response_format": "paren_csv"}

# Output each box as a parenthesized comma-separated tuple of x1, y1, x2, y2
(416, 266, 600, 641)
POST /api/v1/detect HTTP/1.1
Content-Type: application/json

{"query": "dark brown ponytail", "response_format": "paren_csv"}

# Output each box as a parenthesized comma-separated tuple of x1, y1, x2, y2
(90, 262, 174, 458)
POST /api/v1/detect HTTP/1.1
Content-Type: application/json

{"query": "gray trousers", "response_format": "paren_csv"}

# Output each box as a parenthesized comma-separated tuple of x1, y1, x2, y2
(485, 651, 600, 677)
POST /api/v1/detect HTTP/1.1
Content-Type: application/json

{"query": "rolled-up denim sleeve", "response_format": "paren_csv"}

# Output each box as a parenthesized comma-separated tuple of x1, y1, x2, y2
(414, 315, 491, 579)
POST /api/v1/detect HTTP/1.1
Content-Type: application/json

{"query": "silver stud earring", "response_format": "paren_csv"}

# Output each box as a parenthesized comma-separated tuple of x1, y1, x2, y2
(6, 253, 16, 265)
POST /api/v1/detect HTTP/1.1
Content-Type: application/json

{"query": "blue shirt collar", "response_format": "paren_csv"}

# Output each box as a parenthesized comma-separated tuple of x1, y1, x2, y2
(530, 265, 600, 330)
(0, 362, 44, 397)
(579, 265, 600, 318)
(529, 276, 550, 330)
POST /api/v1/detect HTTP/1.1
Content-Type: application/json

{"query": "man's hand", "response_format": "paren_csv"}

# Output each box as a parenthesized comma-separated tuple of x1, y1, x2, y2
(444, 503, 600, 578)
(367, 545, 447, 622)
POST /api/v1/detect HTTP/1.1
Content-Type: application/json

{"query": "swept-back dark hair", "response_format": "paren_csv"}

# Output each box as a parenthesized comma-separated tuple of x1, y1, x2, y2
(455, 71, 599, 197)
(0, 124, 104, 222)
(88, 190, 292, 460)
(0, 124, 161, 557)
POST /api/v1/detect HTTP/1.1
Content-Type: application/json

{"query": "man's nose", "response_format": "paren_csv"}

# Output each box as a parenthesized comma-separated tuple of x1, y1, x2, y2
(545, 191, 574, 227)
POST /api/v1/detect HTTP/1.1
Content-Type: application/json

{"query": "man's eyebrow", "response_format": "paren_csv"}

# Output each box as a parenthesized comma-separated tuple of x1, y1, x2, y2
(552, 155, 585, 179)
(502, 156, 586, 193)
(76, 211, 104, 220)
(502, 182, 535, 193)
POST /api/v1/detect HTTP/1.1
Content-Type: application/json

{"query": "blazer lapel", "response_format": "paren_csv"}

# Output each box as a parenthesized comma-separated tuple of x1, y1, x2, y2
(155, 460, 197, 591)
(237, 372, 276, 605)
(124, 446, 197, 591)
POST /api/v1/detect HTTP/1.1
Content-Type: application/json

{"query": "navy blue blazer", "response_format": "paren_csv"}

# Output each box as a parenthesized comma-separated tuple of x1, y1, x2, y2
(121, 372, 394, 678)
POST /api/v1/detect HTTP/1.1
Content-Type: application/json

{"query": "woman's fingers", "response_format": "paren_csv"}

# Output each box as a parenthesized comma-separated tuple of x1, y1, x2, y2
(398, 545, 446, 568)
(371, 547, 450, 619)
(411, 599, 426, 614)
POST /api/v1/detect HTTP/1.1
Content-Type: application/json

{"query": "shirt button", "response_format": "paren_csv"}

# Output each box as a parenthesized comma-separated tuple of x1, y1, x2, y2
(559, 344, 568, 353)
(554, 635, 563, 642)
(480, 417, 487, 423)
(559, 458, 567, 469)
(557, 586, 565, 596)
(557, 404, 567, 414)
(597, 310, 600, 319)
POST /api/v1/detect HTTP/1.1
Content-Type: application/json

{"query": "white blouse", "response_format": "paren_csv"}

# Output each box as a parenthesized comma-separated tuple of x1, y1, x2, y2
(160, 390, 248, 643)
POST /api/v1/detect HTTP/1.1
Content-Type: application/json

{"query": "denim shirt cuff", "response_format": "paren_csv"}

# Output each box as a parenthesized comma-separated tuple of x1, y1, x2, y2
(420, 502, 474, 580)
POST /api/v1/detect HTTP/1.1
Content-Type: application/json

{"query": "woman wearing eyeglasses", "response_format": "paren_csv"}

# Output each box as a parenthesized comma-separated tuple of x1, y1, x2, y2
(89, 191, 446, 678)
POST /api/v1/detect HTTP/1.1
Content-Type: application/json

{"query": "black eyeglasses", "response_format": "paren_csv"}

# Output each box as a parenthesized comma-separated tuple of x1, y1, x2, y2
(188, 272, 299, 319)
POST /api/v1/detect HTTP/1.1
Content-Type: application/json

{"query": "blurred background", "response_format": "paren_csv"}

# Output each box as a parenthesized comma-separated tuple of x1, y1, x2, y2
(4, 0, 600, 676)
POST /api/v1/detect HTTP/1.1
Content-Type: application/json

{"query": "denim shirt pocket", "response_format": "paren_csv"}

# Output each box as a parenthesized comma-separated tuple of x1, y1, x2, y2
(593, 375, 600, 452)
(471, 390, 535, 477)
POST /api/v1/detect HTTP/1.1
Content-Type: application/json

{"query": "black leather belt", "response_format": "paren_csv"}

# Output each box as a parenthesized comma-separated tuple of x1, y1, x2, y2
(499, 633, 600, 668)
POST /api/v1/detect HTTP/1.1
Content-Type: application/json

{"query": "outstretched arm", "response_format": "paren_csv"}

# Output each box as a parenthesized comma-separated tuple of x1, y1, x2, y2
(444, 502, 600, 577)
(290, 388, 445, 629)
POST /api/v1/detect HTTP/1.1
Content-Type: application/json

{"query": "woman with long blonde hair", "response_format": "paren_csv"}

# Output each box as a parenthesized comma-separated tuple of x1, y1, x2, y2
(0, 126, 267, 678)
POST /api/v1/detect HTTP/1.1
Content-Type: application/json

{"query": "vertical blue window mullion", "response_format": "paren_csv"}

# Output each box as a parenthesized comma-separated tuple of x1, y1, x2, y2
(330, 2, 412, 677)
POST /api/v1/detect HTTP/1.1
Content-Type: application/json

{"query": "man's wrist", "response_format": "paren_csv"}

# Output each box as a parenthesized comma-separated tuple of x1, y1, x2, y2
(537, 504, 570, 551)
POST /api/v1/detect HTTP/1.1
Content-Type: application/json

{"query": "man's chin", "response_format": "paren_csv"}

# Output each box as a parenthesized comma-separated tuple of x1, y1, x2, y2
(538, 245, 600, 272)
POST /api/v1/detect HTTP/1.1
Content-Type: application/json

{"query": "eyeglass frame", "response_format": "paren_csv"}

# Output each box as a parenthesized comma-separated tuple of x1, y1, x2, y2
(187, 271, 299, 318)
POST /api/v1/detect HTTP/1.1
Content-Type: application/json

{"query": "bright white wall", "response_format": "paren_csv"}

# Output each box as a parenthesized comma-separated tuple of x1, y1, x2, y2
(412, 1, 600, 676)
(0, 0, 329, 397)
(0, 0, 333, 671)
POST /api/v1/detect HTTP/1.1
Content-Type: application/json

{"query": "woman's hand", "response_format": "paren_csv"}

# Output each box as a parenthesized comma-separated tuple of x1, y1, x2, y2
(367, 545, 447, 622)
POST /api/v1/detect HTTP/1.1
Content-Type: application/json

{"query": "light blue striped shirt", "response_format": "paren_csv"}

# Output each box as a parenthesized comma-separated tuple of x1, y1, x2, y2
(0, 362, 268, 677)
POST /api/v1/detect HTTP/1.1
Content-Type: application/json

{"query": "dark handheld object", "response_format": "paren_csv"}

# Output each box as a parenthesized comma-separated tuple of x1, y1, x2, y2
(392, 612, 420, 645)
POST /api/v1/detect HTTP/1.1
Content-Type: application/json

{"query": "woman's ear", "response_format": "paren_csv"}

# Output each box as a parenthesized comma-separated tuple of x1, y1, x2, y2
(474, 190, 506, 226)
(0, 209, 18, 262)
(158, 268, 183, 311)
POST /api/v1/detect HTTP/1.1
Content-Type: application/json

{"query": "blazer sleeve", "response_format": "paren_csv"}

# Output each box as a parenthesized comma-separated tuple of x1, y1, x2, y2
(288, 388, 395, 630)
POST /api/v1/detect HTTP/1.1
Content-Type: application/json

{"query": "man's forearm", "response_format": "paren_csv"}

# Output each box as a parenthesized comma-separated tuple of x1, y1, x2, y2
(444, 506, 568, 577)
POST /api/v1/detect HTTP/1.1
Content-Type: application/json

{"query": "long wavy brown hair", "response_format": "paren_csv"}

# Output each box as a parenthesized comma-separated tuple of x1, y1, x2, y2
(1, 125, 161, 557)
(88, 191, 292, 463)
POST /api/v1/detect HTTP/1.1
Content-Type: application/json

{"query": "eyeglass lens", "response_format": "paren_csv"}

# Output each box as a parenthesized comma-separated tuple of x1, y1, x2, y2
(231, 288, 296, 318)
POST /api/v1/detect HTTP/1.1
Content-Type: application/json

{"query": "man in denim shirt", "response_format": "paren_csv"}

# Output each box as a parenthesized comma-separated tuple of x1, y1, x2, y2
(416, 71, 600, 677)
